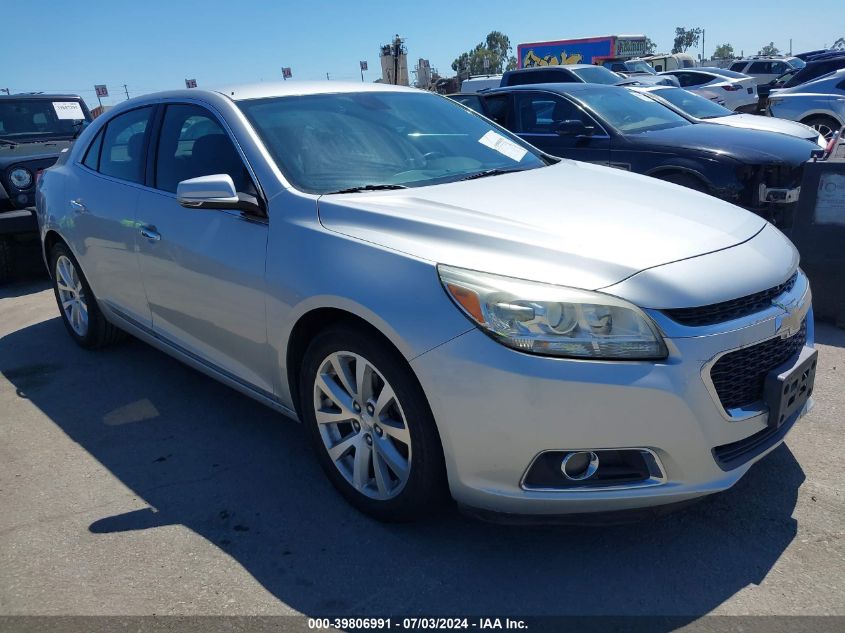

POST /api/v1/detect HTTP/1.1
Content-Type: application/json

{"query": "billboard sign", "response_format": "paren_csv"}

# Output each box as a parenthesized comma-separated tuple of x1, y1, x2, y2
(517, 35, 646, 68)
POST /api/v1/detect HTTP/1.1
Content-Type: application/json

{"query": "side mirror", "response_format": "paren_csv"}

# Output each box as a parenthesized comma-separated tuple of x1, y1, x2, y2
(176, 174, 263, 216)
(556, 119, 594, 137)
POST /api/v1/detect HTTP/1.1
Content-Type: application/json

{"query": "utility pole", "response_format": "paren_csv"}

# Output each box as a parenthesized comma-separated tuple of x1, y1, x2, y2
(326, 72, 330, 80)
(122, 84, 129, 100)
(701, 28, 705, 63)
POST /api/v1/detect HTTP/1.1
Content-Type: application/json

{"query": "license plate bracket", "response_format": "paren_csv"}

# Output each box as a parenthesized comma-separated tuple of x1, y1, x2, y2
(764, 346, 817, 428)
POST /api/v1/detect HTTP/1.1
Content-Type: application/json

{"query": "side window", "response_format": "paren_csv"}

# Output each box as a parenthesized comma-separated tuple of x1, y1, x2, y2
(452, 95, 484, 114)
(729, 62, 747, 72)
(683, 73, 709, 87)
(99, 107, 153, 183)
(155, 104, 255, 195)
(481, 95, 510, 127)
(748, 61, 771, 74)
(771, 62, 788, 74)
(514, 93, 586, 134)
(82, 128, 104, 170)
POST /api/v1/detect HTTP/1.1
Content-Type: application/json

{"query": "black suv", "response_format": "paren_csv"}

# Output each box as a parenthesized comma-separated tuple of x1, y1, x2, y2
(1, 93, 91, 281)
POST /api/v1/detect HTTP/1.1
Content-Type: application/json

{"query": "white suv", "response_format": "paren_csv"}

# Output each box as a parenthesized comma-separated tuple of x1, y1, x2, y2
(729, 57, 803, 85)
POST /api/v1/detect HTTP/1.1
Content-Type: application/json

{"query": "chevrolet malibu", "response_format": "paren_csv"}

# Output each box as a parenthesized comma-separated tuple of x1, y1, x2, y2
(36, 83, 816, 522)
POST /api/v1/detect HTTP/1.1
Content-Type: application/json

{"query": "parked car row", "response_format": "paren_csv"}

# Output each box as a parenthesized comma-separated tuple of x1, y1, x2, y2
(450, 82, 820, 226)
(35, 81, 818, 522)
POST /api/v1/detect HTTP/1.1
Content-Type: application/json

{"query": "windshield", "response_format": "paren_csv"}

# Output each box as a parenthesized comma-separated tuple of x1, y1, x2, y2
(238, 91, 547, 194)
(626, 61, 657, 74)
(0, 98, 89, 141)
(579, 88, 690, 133)
(651, 87, 733, 119)
(790, 58, 806, 69)
(570, 66, 623, 85)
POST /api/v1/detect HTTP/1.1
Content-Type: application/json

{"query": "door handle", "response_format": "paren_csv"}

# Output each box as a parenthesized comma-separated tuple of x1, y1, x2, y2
(70, 199, 87, 214)
(139, 226, 161, 242)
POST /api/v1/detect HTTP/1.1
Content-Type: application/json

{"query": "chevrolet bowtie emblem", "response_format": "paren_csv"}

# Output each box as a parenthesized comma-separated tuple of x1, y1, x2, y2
(773, 297, 804, 338)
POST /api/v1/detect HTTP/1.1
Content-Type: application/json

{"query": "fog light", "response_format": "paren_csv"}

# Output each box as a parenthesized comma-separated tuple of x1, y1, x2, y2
(561, 451, 599, 481)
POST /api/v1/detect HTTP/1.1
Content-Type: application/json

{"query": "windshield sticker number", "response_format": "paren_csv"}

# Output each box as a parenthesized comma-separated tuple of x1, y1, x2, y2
(478, 130, 528, 162)
(53, 102, 86, 120)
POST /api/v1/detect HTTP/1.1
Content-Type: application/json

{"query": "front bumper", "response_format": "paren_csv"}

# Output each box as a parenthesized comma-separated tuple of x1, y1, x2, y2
(0, 208, 39, 236)
(411, 276, 814, 515)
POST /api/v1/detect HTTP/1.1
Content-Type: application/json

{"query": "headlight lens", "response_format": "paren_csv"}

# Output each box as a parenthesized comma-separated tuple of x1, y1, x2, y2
(9, 167, 33, 189)
(438, 265, 667, 360)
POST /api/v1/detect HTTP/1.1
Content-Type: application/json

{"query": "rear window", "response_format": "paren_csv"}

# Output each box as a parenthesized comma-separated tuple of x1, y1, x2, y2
(569, 66, 622, 85)
(506, 69, 574, 86)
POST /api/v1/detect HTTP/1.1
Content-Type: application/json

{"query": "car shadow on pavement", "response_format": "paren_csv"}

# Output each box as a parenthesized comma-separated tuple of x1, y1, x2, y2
(814, 322, 845, 348)
(0, 316, 805, 623)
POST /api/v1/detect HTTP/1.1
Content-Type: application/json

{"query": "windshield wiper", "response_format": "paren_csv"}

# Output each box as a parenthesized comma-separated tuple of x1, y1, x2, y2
(327, 184, 408, 194)
(0, 137, 18, 147)
(459, 167, 527, 181)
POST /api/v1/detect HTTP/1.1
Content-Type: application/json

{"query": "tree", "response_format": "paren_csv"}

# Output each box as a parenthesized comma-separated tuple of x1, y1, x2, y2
(712, 43, 735, 59)
(758, 42, 780, 56)
(671, 27, 703, 54)
(452, 31, 514, 77)
(644, 37, 657, 55)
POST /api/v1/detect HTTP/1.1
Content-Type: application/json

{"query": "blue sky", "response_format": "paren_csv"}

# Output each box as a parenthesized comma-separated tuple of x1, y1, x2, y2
(3, 0, 842, 108)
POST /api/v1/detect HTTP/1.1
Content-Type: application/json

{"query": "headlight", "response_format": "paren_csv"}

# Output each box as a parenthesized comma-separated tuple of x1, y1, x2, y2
(438, 265, 667, 360)
(9, 167, 33, 189)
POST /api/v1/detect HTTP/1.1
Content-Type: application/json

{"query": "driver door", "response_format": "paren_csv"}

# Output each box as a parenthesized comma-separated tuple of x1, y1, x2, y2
(511, 91, 611, 165)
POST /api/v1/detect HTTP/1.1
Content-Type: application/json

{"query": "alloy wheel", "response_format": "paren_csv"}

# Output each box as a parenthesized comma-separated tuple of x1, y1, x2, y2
(55, 255, 89, 337)
(313, 351, 412, 500)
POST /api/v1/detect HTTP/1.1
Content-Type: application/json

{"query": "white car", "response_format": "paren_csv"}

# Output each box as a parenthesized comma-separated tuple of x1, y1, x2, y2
(768, 69, 845, 140)
(728, 57, 805, 86)
(632, 85, 826, 147)
(659, 69, 758, 112)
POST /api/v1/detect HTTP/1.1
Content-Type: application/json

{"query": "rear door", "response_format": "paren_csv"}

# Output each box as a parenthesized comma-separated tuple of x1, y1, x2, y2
(509, 90, 611, 164)
(65, 105, 155, 327)
(134, 102, 274, 394)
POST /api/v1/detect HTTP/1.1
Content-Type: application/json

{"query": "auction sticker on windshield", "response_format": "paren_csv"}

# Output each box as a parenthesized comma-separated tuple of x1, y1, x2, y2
(53, 101, 85, 120)
(478, 130, 528, 162)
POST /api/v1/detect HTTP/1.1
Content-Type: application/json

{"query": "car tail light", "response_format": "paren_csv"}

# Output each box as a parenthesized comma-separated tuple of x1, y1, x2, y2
(722, 84, 743, 91)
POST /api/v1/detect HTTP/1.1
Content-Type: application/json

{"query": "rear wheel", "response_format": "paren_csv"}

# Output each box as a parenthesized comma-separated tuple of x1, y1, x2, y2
(49, 242, 125, 349)
(300, 323, 447, 521)
(802, 115, 840, 141)
(0, 237, 12, 283)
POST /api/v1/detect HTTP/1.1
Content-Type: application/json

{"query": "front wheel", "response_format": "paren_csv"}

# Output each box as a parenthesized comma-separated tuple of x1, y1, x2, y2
(300, 323, 447, 521)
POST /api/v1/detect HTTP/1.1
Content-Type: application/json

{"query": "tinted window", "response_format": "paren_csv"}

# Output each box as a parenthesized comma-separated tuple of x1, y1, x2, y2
(748, 61, 771, 73)
(771, 62, 788, 74)
(238, 91, 546, 194)
(82, 129, 103, 170)
(155, 104, 254, 194)
(482, 94, 510, 125)
(578, 88, 689, 134)
(681, 72, 714, 87)
(507, 70, 574, 85)
(450, 95, 484, 114)
(0, 98, 89, 141)
(730, 62, 747, 72)
(569, 66, 622, 85)
(99, 107, 153, 183)
(651, 87, 732, 119)
(514, 92, 590, 133)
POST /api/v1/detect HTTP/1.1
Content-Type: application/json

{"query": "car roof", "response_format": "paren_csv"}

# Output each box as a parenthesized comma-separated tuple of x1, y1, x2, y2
(489, 82, 617, 96)
(211, 81, 419, 101)
(0, 93, 85, 100)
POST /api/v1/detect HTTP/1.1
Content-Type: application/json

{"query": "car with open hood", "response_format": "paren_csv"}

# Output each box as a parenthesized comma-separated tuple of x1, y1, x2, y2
(37, 82, 816, 521)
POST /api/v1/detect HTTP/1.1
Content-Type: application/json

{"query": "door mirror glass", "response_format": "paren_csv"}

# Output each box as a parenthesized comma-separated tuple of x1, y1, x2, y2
(556, 119, 593, 137)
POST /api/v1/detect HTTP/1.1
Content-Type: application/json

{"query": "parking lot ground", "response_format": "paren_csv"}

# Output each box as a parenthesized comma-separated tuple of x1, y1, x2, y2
(1, 275, 843, 619)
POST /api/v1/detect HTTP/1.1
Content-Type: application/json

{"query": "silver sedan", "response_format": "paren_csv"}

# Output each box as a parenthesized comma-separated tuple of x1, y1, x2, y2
(36, 82, 816, 521)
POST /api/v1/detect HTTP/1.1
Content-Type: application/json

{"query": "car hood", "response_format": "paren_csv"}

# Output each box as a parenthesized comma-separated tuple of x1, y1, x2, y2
(709, 113, 824, 146)
(631, 123, 818, 165)
(0, 139, 72, 167)
(317, 161, 766, 291)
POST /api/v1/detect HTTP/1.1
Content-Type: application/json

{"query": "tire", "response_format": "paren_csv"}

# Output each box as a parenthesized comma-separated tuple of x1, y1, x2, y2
(0, 237, 12, 284)
(802, 115, 840, 141)
(299, 323, 447, 522)
(49, 242, 125, 349)
(655, 172, 709, 193)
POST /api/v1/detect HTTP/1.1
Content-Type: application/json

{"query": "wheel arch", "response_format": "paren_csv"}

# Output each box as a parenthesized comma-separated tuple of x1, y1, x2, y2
(42, 229, 67, 277)
(646, 165, 712, 191)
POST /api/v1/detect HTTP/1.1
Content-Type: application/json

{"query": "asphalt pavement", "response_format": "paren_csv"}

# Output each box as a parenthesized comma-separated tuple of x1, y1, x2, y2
(1, 273, 843, 621)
